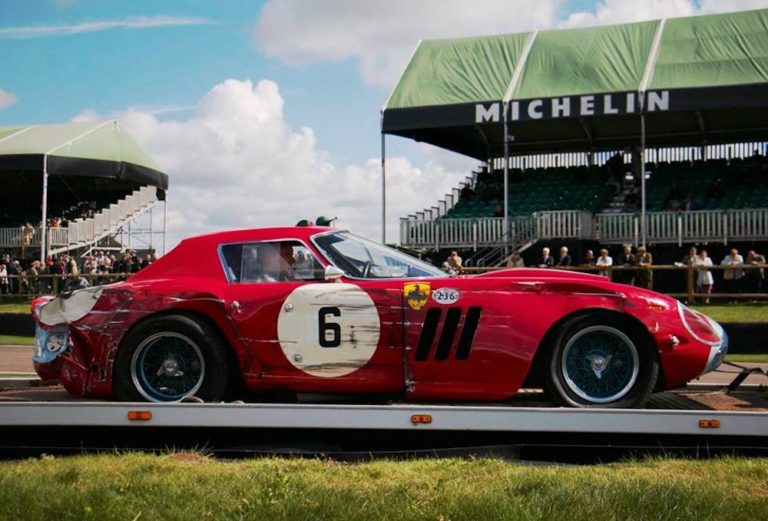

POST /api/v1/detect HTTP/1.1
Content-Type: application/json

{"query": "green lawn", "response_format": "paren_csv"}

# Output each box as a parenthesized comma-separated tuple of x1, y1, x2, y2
(0, 454, 765, 521)
(0, 299, 33, 314)
(689, 303, 768, 323)
(724, 353, 768, 363)
(0, 335, 35, 346)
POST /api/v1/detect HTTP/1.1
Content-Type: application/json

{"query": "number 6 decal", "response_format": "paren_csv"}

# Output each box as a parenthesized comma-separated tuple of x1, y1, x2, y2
(278, 283, 380, 377)
(318, 306, 341, 347)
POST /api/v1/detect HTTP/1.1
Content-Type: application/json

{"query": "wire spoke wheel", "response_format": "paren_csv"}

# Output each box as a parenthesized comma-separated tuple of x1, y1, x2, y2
(544, 314, 658, 408)
(130, 332, 205, 402)
(561, 326, 639, 403)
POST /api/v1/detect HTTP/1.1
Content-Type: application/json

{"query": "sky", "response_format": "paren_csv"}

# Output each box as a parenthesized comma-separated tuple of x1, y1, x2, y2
(1, 0, 767, 250)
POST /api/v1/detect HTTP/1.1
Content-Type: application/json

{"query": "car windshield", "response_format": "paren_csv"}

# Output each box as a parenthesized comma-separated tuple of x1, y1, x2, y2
(313, 231, 447, 279)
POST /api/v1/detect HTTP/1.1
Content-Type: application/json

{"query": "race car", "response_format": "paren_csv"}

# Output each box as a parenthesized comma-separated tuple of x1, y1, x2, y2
(31, 226, 727, 407)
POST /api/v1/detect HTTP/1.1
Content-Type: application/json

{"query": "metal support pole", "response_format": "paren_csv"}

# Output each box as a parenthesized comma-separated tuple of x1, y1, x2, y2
(163, 198, 168, 255)
(149, 205, 153, 252)
(381, 125, 387, 244)
(640, 112, 647, 248)
(40, 156, 49, 264)
(503, 102, 510, 259)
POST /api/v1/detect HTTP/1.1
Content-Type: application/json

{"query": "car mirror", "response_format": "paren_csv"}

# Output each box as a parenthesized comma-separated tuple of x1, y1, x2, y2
(324, 265, 345, 281)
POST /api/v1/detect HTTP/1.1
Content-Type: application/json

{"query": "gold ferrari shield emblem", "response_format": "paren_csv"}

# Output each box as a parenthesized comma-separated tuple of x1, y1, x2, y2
(404, 282, 430, 311)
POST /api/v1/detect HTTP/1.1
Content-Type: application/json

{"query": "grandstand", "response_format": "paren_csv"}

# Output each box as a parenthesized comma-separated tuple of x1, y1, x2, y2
(0, 121, 168, 261)
(382, 9, 768, 265)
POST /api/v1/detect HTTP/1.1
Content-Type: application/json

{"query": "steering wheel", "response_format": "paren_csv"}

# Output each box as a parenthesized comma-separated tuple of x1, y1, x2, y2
(361, 261, 372, 278)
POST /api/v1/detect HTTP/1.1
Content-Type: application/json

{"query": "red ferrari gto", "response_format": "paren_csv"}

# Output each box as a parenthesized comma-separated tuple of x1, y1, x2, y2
(32, 226, 727, 407)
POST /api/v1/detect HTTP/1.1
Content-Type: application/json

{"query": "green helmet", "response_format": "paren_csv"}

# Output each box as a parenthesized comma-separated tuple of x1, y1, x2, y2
(316, 215, 336, 227)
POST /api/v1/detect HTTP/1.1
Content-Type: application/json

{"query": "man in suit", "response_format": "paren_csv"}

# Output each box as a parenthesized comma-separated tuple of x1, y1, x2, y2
(556, 246, 572, 268)
(537, 247, 554, 268)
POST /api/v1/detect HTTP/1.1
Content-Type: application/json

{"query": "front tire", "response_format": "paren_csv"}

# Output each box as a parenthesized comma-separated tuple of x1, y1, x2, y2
(542, 313, 658, 408)
(114, 315, 229, 402)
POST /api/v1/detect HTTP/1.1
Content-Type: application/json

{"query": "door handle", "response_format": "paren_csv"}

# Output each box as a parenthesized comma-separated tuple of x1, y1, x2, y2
(230, 300, 241, 313)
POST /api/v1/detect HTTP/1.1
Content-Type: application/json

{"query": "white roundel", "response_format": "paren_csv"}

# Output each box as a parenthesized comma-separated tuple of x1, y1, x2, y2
(277, 283, 380, 378)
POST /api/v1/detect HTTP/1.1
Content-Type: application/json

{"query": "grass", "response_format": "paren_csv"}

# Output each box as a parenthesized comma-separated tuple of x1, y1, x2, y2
(689, 303, 768, 323)
(0, 335, 35, 346)
(0, 298, 32, 314)
(0, 453, 766, 521)
(725, 354, 768, 363)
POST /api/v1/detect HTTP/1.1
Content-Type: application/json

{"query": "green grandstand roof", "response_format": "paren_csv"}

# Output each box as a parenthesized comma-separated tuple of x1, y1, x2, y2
(0, 120, 168, 189)
(383, 9, 768, 158)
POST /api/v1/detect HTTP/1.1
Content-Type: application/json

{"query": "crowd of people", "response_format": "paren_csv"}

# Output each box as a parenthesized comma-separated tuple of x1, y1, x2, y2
(0, 249, 156, 295)
(438, 243, 767, 303)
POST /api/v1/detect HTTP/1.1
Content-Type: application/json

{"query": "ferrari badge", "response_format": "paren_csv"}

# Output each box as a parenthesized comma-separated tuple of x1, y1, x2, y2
(404, 282, 431, 311)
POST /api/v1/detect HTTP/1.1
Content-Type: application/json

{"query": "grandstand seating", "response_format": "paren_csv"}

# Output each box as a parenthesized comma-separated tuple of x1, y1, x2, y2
(441, 158, 768, 219)
(444, 166, 614, 219)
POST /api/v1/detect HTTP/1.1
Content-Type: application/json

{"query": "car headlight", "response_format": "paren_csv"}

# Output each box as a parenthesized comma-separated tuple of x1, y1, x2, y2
(677, 302, 723, 345)
(33, 325, 71, 364)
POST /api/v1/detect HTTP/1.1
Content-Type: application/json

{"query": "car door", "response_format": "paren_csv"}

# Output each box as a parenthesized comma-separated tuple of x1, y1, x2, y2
(220, 239, 404, 394)
(402, 278, 526, 401)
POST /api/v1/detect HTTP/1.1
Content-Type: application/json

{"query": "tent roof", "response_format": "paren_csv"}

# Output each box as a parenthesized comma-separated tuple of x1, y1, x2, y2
(0, 120, 168, 189)
(383, 8, 768, 158)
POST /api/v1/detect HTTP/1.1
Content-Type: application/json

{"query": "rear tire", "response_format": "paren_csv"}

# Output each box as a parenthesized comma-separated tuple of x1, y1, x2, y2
(114, 315, 229, 402)
(542, 313, 658, 408)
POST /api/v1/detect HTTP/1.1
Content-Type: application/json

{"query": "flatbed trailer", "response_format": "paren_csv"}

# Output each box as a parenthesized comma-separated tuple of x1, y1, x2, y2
(0, 384, 766, 461)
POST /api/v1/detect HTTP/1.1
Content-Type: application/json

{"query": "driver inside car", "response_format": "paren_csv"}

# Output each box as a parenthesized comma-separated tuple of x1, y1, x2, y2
(256, 242, 297, 281)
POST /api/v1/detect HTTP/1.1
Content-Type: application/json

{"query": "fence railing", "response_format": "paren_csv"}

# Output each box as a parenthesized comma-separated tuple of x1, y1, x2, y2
(0, 273, 131, 298)
(0, 186, 158, 252)
(401, 210, 590, 250)
(401, 208, 768, 253)
(597, 209, 768, 245)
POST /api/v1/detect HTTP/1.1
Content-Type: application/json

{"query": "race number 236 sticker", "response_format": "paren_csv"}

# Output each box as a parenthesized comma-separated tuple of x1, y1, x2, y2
(277, 283, 380, 377)
(432, 288, 460, 305)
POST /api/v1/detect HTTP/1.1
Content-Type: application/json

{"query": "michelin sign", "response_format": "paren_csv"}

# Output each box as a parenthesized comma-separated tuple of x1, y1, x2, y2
(475, 91, 669, 123)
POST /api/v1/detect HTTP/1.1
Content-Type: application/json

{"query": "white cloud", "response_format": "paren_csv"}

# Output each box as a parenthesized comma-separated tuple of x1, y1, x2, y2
(254, 0, 768, 87)
(0, 89, 18, 109)
(254, 0, 566, 87)
(74, 79, 470, 249)
(559, 0, 768, 28)
(0, 16, 214, 39)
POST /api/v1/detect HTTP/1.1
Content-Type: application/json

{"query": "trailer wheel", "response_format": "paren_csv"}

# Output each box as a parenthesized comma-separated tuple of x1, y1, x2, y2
(114, 315, 229, 402)
(542, 314, 658, 408)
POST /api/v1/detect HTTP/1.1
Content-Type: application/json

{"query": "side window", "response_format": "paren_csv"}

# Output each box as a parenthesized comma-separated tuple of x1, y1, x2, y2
(220, 241, 324, 283)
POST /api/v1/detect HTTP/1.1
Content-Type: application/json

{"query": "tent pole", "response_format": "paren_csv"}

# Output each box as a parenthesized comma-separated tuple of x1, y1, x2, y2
(381, 124, 387, 244)
(640, 112, 647, 248)
(163, 197, 168, 256)
(40, 155, 49, 264)
(502, 102, 510, 260)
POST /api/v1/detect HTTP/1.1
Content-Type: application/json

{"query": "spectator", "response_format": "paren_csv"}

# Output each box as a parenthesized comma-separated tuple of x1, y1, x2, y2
(506, 253, 524, 268)
(682, 246, 698, 266)
(721, 248, 745, 303)
(556, 246, 571, 268)
(441, 261, 457, 276)
(694, 249, 714, 304)
(446, 251, 463, 273)
(581, 249, 596, 267)
(616, 245, 635, 285)
(0, 264, 8, 294)
(7, 260, 22, 294)
(596, 248, 613, 277)
(21, 222, 35, 248)
(635, 246, 653, 289)
(537, 247, 554, 268)
(745, 250, 766, 296)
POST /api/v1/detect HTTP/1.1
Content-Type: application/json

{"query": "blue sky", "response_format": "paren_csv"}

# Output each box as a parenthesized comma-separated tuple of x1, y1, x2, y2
(1, 0, 763, 246)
